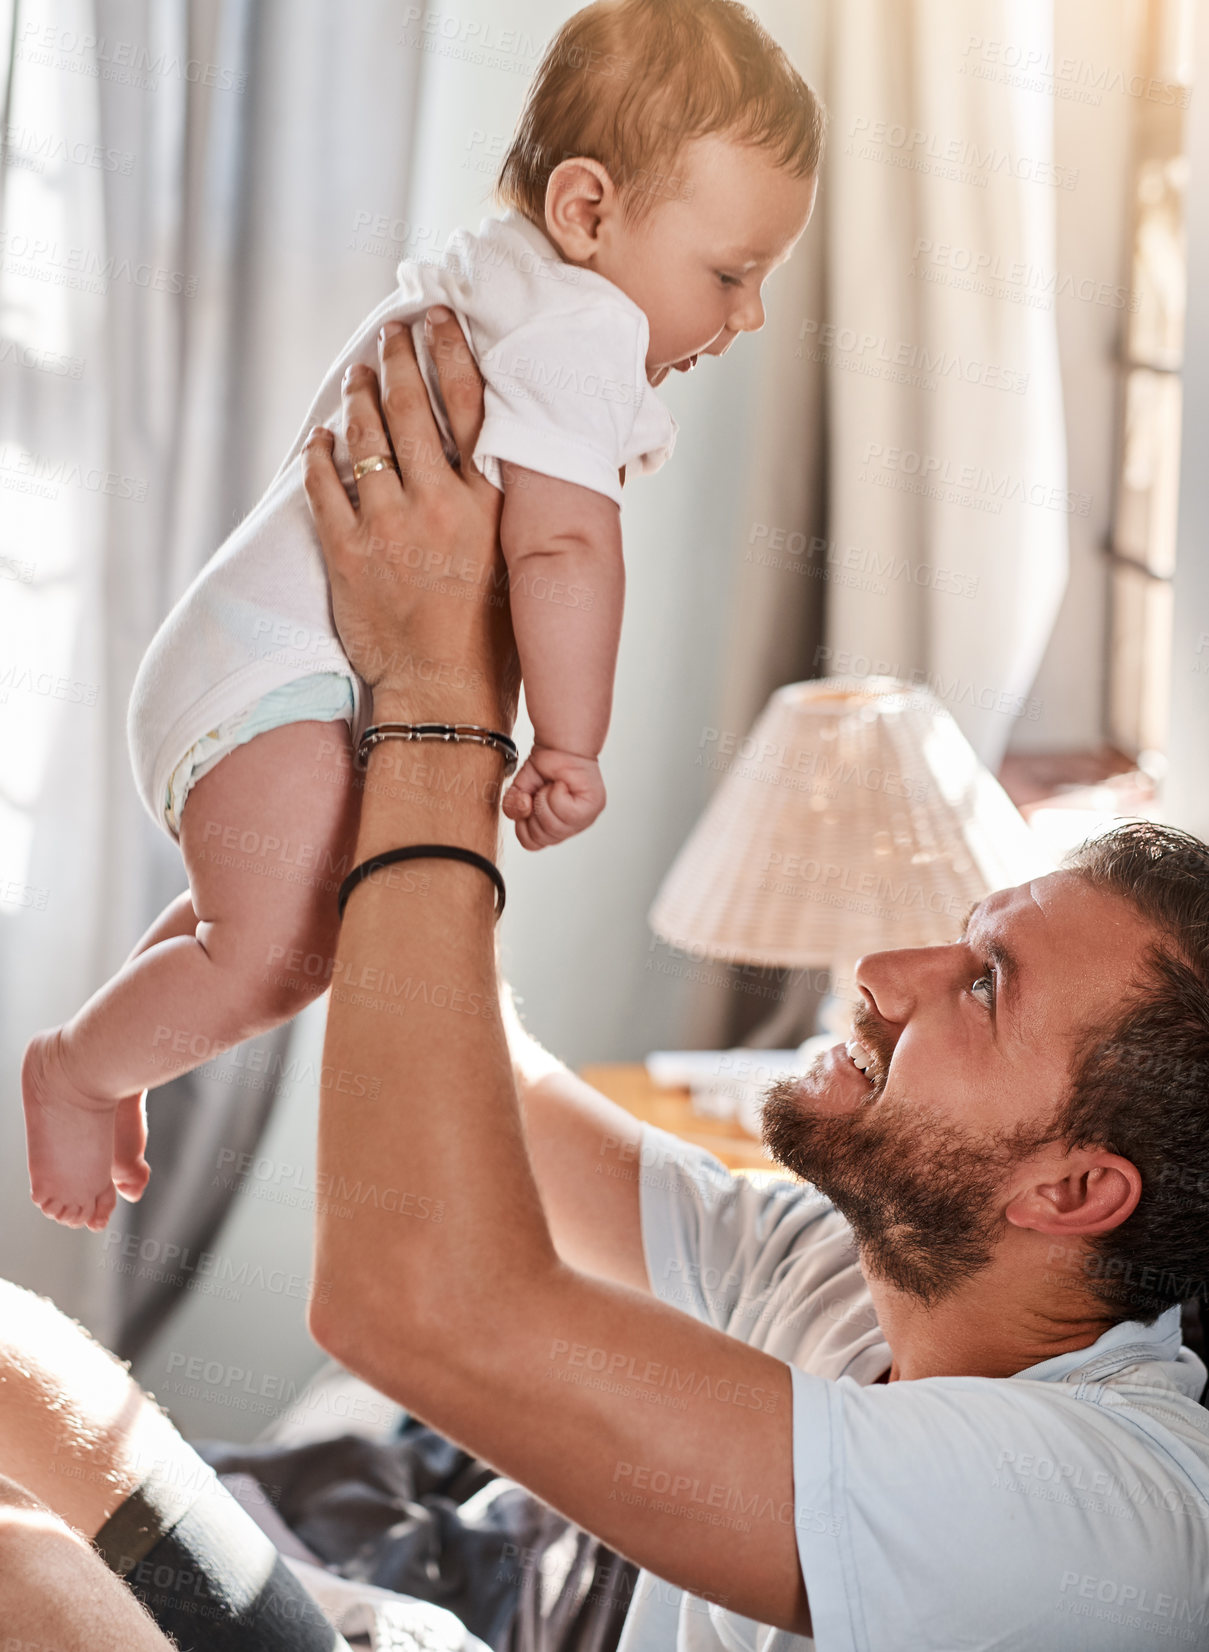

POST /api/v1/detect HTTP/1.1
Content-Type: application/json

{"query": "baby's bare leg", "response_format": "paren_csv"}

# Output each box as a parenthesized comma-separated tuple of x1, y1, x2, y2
(22, 719, 360, 1230)
(102, 889, 209, 1200)
(123, 887, 203, 963)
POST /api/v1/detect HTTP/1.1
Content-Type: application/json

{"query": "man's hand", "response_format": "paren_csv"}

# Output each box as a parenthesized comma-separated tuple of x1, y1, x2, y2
(300, 307, 519, 728)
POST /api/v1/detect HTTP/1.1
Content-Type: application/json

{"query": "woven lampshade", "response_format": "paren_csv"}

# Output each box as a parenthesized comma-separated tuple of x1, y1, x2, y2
(649, 678, 1051, 972)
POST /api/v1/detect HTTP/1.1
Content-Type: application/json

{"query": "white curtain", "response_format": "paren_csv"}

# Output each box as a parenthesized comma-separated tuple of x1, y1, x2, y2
(0, 0, 426, 1347)
(821, 0, 1069, 770)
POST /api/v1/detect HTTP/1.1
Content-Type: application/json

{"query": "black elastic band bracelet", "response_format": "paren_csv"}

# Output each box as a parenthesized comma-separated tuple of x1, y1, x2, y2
(337, 845, 505, 921)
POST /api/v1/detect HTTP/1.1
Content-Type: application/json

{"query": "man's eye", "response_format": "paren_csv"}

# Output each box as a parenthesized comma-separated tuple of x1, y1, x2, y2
(971, 972, 995, 1009)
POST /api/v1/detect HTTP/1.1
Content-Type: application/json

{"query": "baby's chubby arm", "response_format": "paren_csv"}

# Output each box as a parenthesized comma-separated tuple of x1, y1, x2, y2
(498, 463, 624, 850)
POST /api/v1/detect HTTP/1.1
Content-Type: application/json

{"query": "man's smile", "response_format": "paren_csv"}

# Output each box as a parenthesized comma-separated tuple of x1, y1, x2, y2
(821, 1039, 878, 1111)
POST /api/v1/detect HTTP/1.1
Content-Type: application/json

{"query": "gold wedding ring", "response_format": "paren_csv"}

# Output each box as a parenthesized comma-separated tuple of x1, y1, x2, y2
(352, 453, 399, 483)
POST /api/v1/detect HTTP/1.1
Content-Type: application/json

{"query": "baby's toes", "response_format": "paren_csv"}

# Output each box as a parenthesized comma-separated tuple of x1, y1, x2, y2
(114, 1163, 151, 1201)
(86, 1185, 118, 1232)
(112, 1092, 150, 1200)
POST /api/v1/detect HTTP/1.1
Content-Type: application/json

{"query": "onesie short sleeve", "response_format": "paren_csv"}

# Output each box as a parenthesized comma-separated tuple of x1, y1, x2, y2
(474, 303, 678, 506)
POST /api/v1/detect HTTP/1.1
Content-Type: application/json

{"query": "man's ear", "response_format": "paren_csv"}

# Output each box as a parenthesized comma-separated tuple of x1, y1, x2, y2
(1004, 1148, 1142, 1239)
(544, 157, 619, 263)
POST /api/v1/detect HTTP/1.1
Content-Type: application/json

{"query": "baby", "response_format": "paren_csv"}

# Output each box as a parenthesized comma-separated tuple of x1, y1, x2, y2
(21, 0, 822, 1229)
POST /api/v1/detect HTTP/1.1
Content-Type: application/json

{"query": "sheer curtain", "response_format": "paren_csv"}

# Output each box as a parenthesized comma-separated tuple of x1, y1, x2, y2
(821, 0, 1069, 771)
(0, 0, 425, 1350)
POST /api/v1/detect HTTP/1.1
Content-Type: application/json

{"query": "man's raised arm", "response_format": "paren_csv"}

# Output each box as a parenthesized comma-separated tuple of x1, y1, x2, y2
(299, 312, 811, 1635)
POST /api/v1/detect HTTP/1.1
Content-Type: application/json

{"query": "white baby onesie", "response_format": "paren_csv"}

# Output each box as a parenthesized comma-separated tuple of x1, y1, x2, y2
(127, 210, 677, 838)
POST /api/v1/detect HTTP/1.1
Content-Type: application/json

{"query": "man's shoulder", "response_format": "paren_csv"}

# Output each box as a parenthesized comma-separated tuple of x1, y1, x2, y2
(639, 1126, 882, 1369)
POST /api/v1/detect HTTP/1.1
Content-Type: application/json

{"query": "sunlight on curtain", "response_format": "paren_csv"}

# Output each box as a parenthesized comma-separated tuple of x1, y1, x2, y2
(0, 4, 100, 911)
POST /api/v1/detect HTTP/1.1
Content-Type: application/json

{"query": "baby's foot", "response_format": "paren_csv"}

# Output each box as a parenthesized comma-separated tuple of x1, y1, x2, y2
(21, 1028, 120, 1231)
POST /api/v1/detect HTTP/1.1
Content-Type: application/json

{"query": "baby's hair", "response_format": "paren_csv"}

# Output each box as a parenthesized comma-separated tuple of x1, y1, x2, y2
(495, 0, 825, 226)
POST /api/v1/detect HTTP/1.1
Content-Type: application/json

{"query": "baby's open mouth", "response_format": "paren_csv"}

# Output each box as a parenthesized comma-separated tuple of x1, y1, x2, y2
(672, 353, 699, 372)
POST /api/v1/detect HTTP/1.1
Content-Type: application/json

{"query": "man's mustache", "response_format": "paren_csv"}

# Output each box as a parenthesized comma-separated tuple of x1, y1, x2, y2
(847, 1000, 895, 1100)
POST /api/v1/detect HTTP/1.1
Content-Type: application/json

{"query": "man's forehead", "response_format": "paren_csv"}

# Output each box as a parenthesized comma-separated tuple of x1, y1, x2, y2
(969, 876, 1049, 928)
(973, 870, 1126, 934)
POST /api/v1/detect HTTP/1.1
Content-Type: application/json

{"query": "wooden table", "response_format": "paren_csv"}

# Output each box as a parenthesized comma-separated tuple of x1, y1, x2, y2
(578, 1061, 782, 1173)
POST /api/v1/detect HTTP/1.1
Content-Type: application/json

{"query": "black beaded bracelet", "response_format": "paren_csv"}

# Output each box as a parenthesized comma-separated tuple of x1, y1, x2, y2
(355, 721, 518, 773)
(337, 844, 506, 921)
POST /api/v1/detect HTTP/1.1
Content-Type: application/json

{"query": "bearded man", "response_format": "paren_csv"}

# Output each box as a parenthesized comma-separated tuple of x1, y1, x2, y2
(285, 311, 1209, 1651)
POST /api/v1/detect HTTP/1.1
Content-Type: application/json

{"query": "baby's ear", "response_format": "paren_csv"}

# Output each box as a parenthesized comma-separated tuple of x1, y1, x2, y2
(544, 157, 617, 263)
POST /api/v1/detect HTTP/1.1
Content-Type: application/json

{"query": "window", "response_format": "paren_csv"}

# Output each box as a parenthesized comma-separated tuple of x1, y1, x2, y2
(1106, 0, 1195, 766)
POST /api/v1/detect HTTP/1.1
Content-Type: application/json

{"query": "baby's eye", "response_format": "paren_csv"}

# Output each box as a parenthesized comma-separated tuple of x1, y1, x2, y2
(970, 972, 995, 1009)
(717, 272, 742, 288)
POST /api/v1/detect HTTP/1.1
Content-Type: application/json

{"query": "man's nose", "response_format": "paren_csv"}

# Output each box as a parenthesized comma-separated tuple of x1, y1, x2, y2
(854, 943, 959, 1023)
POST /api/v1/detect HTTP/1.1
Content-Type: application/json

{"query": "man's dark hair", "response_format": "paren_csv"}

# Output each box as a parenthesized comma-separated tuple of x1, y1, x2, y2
(1059, 821, 1209, 1323)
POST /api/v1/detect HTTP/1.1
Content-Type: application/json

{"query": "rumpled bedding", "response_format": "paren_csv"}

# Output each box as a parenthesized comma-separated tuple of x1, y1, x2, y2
(195, 1366, 635, 1652)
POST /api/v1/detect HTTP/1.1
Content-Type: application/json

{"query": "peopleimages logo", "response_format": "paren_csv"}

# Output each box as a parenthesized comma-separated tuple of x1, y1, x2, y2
(859, 442, 1091, 518)
(846, 116, 1079, 190)
(16, 20, 247, 92)
(912, 238, 1138, 312)
(797, 318, 1029, 395)
(0, 230, 198, 299)
(961, 36, 1192, 109)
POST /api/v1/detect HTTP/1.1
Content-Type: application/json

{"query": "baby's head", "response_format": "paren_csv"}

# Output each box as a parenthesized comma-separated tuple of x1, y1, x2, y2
(496, 0, 824, 385)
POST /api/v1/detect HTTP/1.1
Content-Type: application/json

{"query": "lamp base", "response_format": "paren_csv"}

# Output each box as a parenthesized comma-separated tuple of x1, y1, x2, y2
(733, 968, 829, 1049)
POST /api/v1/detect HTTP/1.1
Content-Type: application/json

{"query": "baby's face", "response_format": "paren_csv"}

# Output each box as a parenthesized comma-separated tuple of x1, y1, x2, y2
(601, 134, 818, 386)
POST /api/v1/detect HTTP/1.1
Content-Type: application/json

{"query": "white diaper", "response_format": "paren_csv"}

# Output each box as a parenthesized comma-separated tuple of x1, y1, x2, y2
(163, 671, 355, 839)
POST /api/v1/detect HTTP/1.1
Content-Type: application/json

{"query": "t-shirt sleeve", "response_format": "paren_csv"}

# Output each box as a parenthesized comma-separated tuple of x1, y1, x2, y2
(473, 305, 676, 505)
(790, 1366, 1209, 1650)
(638, 1124, 839, 1334)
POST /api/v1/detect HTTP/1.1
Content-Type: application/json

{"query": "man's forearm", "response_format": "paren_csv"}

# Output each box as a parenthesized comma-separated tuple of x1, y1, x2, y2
(312, 717, 560, 1383)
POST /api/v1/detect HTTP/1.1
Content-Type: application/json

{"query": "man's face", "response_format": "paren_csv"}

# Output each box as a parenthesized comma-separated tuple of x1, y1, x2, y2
(763, 872, 1157, 1304)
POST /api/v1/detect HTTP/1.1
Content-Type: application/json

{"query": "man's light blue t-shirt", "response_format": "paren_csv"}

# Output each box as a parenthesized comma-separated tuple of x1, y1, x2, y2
(617, 1125, 1209, 1652)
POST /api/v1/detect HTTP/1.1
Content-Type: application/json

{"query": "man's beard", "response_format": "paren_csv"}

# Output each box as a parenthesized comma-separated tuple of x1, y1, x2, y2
(761, 1012, 1059, 1307)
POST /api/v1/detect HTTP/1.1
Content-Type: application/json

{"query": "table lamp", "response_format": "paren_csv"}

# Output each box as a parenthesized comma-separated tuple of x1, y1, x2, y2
(647, 677, 1053, 1126)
